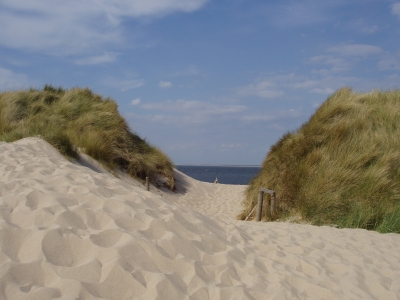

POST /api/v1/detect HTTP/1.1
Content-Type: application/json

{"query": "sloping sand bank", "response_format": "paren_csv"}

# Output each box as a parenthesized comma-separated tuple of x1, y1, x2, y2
(0, 138, 399, 299)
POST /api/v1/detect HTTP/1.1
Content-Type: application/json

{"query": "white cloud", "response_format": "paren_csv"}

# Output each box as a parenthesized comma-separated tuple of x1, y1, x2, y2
(75, 52, 118, 65)
(242, 108, 301, 122)
(171, 65, 200, 77)
(363, 25, 378, 34)
(311, 87, 335, 95)
(143, 99, 246, 114)
(238, 72, 363, 100)
(308, 75, 360, 95)
(104, 78, 144, 91)
(0, 0, 210, 54)
(347, 19, 379, 35)
(309, 42, 399, 81)
(361, 25, 379, 34)
(130, 98, 141, 105)
(327, 44, 383, 56)
(238, 80, 284, 99)
(392, 3, 400, 17)
(0, 3, 120, 54)
(266, 1, 344, 27)
(138, 93, 305, 126)
(140, 99, 247, 124)
(0, 67, 31, 91)
(159, 81, 172, 88)
(308, 44, 385, 75)
(292, 80, 319, 89)
(307, 55, 349, 73)
(238, 73, 335, 99)
(241, 114, 276, 122)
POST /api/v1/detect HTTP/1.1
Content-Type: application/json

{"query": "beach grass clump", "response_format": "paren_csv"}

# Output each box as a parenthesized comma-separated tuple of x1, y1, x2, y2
(0, 85, 175, 189)
(239, 88, 400, 233)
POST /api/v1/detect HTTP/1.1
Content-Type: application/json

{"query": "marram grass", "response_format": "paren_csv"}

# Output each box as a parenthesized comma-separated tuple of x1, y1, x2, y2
(0, 85, 175, 189)
(239, 88, 400, 233)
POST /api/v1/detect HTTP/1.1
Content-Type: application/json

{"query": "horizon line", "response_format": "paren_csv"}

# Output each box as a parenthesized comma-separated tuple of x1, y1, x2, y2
(175, 164, 261, 167)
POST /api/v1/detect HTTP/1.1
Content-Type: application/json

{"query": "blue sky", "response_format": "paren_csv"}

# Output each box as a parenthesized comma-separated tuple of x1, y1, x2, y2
(1, 0, 400, 165)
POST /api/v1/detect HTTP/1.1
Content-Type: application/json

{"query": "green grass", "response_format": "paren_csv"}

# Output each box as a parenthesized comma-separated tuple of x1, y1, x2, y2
(239, 88, 400, 233)
(0, 85, 175, 189)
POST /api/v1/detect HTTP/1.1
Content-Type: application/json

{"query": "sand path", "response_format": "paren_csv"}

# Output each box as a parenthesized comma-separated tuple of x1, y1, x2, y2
(161, 169, 247, 221)
(0, 138, 399, 299)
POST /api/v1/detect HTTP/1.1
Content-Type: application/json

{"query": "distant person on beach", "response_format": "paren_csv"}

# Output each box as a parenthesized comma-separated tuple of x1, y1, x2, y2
(214, 177, 218, 184)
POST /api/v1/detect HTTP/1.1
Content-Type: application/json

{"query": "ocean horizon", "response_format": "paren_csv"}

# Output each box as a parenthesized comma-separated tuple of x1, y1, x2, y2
(176, 165, 261, 185)
(176, 164, 261, 167)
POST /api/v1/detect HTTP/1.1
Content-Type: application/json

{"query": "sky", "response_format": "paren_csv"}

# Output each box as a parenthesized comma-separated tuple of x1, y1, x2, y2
(1, 0, 400, 165)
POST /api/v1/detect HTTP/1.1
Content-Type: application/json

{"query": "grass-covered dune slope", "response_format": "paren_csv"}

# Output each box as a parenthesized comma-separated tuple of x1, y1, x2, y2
(0, 85, 175, 189)
(239, 88, 400, 233)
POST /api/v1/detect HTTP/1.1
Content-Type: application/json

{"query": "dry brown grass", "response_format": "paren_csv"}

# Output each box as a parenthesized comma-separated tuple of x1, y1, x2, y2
(0, 85, 175, 189)
(239, 88, 400, 233)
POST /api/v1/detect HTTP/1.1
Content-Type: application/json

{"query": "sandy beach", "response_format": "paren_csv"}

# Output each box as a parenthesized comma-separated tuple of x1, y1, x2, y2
(1, 138, 400, 299)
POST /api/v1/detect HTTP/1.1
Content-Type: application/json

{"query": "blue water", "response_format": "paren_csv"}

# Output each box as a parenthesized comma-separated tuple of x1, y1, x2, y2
(176, 165, 261, 185)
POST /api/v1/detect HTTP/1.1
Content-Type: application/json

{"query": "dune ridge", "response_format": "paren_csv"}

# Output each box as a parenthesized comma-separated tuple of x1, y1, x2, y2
(241, 88, 400, 231)
(0, 138, 400, 299)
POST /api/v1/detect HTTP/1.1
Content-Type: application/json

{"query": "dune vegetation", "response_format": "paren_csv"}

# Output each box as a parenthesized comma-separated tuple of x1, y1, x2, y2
(239, 88, 400, 233)
(0, 85, 175, 189)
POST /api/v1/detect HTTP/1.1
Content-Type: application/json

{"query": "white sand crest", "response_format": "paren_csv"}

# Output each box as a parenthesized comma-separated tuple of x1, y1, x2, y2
(0, 138, 400, 299)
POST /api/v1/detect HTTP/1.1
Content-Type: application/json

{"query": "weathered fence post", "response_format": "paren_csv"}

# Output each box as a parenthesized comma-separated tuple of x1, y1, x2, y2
(146, 177, 149, 191)
(270, 191, 276, 216)
(257, 188, 276, 221)
(256, 190, 264, 221)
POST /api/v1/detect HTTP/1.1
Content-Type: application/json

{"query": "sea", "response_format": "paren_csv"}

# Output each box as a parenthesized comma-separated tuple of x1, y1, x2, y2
(176, 165, 261, 185)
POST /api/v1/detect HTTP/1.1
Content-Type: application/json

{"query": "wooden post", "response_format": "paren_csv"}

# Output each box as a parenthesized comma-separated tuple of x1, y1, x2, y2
(256, 190, 263, 221)
(271, 191, 276, 217)
(146, 177, 149, 191)
(257, 188, 276, 221)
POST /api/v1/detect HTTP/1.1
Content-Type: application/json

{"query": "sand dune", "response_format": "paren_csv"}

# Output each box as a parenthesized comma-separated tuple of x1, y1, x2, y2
(0, 138, 400, 299)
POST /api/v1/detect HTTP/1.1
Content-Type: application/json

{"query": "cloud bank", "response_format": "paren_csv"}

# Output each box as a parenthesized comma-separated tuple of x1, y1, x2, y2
(392, 3, 400, 17)
(74, 52, 118, 65)
(327, 44, 383, 56)
(0, 0, 210, 54)
(159, 81, 172, 88)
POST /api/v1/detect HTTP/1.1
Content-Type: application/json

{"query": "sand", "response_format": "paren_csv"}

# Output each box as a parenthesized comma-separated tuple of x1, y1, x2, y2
(0, 137, 399, 300)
